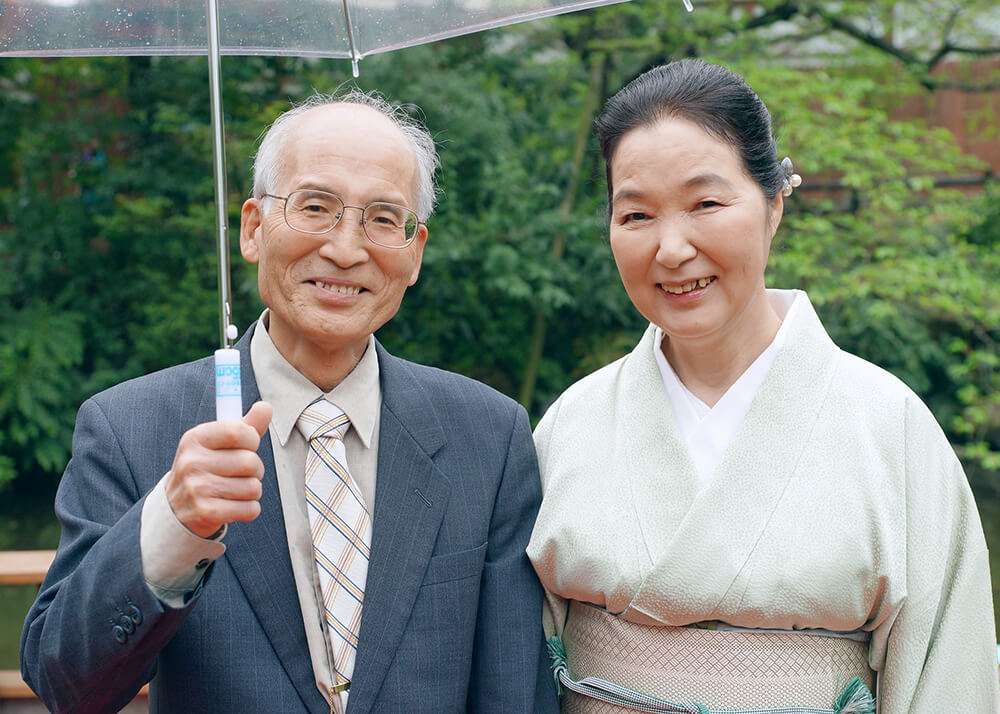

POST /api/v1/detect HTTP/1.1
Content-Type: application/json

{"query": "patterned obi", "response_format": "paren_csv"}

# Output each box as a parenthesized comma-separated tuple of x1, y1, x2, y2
(553, 601, 876, 714)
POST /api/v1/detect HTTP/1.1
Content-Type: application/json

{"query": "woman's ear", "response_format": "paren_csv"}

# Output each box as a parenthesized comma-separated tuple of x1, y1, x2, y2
(767, 192, 784, 242)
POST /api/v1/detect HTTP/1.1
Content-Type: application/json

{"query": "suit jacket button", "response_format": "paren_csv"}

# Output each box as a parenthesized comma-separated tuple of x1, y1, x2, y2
(113, 625, 128, 644)
(126, 604, 143, 626)
(195, 559, 210, 570)
(118, 615, 135, 635)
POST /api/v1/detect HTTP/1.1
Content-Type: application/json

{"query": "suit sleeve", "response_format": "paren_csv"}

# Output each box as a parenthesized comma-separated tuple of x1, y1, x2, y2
(466, 403, 560, 714)
(20, 397, 206, 714)
(876, 396, 1000, 713)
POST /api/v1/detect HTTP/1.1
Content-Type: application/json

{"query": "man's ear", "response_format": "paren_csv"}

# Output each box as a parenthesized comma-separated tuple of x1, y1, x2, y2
(240, 198, 262, 263)
(407, 223, 429, 286)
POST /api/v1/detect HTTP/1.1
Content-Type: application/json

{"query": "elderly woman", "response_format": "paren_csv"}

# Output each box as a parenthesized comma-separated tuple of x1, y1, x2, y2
(526, 59, 998, 714)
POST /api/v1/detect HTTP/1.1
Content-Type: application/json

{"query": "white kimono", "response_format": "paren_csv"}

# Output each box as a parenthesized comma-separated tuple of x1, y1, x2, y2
(527, 290, 999, 713)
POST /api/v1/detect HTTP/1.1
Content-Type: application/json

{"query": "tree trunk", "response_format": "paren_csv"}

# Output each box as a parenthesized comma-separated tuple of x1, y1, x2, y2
(518, 52, 607, 410)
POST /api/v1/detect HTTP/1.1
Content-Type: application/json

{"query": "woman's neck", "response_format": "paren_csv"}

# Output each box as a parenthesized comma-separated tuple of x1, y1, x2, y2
(662, 289, 781, 407)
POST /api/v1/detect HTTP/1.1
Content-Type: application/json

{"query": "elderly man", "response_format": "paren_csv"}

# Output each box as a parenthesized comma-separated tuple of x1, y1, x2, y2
(21, 92, 558, 714)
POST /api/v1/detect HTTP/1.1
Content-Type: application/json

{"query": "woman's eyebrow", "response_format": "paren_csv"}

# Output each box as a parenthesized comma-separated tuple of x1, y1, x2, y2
(611, 188, 647, 205)
(682, 172, 735, 191)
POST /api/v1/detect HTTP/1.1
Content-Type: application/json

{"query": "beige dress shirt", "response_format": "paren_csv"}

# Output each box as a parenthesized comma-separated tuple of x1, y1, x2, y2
(140, 310, 381, 712)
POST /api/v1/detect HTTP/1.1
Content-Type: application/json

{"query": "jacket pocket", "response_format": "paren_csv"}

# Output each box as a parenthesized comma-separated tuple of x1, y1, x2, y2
(421, 541, 488, 586)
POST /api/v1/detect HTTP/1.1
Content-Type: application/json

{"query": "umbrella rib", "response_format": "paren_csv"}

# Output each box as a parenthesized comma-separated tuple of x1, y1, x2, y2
(340, 0, 361, 77)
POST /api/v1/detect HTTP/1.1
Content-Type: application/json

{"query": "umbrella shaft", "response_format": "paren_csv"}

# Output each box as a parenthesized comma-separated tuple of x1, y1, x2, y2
(206, 0, 233, 349)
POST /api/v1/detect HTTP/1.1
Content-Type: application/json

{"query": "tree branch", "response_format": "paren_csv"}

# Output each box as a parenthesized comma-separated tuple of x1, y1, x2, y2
(947, 45, 1000, 57)
(806, 5, 923, 69)
(926, 77, 1000, 92)
(745, 1, 800, 30)
(927, 7, 963, 71)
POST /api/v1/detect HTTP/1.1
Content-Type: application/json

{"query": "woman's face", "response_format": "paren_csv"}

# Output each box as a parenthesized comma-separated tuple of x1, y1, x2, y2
(608, 117, 782, 343)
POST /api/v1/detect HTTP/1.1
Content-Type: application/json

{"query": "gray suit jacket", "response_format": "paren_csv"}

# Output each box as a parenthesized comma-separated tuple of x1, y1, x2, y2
(21, 326, 559, 714)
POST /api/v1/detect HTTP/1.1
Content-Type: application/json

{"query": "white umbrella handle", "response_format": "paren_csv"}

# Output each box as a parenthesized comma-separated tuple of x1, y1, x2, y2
(215, 347, 243, 421)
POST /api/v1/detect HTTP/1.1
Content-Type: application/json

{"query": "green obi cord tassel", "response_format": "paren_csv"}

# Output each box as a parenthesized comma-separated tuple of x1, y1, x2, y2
(833, 677, 876, 714)
(546, 635, 569, 695)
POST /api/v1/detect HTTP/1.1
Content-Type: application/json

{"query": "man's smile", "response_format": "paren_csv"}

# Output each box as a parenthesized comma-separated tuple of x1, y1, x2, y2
(304, 277, 368, 298)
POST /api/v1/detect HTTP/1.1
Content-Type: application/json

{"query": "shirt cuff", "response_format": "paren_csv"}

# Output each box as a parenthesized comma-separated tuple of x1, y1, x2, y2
(140, 474, 227, 607)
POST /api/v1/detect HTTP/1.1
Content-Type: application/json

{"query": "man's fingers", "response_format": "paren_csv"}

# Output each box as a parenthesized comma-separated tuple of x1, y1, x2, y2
(194, 420, 261, 451)
(202, 475, 263, 502)
(167, 400, 272, 536)
(201, 450, 265, 480)
(243, 401, 273, 438)
(207, 498, 262, 524)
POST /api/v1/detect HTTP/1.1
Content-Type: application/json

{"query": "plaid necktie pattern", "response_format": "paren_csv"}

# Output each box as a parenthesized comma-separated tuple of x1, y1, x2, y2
(297, 398, 372, 696)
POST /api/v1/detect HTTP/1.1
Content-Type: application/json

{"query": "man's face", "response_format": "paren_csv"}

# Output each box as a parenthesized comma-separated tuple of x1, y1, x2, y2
(240, 105, 427, 365)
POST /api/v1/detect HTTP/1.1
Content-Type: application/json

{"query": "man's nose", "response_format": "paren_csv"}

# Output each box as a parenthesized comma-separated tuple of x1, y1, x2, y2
(317, 208, 370, 266)
(654, 223, 697, 269)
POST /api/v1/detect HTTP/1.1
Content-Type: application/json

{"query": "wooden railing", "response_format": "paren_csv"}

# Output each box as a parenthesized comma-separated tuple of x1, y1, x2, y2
(0, 551, 54, 699)
(0, 550, 148, 702)
(0, 551, 55, 587)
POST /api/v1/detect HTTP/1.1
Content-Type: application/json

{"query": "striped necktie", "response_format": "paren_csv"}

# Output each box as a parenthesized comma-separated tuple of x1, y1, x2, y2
(297, 398, 372, 698)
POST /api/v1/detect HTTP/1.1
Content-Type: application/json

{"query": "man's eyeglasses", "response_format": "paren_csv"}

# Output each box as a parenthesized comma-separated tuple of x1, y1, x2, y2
(262, 190, 422, 248)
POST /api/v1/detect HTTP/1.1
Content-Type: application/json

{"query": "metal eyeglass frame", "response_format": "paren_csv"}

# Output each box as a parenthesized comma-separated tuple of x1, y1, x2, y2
(261, 190, 423, 249)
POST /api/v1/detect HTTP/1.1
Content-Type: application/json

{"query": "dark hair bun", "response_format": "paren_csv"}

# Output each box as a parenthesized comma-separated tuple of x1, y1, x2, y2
(596, 59, 786, 202)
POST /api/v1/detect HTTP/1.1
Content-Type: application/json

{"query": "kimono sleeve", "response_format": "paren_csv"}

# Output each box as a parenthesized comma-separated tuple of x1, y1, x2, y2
(530, 396, 571, 640)
(877, 395, 1000, 713)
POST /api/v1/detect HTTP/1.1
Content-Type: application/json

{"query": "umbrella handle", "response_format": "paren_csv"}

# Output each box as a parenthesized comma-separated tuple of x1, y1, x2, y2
(215, 348, 243, 422)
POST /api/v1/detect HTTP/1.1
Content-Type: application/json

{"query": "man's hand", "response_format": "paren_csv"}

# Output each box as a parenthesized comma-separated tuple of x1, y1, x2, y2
(165, 401, 273, 538)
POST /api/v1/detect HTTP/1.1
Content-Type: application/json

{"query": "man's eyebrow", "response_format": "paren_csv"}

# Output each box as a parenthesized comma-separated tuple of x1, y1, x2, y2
(296, 182, 334, 192)
(296, 182, 408, 205)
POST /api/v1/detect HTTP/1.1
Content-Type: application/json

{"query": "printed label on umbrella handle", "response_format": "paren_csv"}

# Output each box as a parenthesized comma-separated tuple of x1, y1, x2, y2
(215, 349, 243, 422)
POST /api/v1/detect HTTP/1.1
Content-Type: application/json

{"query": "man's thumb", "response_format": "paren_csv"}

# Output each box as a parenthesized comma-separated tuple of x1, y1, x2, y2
(243, 401, 273, 437)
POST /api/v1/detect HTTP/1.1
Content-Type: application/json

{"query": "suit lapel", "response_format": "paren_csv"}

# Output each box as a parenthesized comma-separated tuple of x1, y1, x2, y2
(215, 325, 329, 714)
(346, 343, 450, 714)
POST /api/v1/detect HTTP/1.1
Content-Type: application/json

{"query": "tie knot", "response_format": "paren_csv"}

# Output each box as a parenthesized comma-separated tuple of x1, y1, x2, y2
(297, 398, 350, 442)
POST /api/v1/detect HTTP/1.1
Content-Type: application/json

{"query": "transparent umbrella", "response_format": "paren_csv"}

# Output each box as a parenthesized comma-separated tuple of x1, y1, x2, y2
(0, 0, 693, 415)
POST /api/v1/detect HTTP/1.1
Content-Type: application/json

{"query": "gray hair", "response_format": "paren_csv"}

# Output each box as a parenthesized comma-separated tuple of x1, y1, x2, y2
(251, 89, 439, 220)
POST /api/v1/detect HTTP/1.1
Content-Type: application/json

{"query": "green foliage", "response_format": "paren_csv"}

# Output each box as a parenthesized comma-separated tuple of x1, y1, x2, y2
(740, 61, 999, 482)
(0, 2, 996, 514)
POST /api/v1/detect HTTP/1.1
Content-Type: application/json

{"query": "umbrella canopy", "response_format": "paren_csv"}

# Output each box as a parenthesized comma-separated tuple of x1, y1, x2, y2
(1, 0, 692, 348)
(0, 1, 665, 69)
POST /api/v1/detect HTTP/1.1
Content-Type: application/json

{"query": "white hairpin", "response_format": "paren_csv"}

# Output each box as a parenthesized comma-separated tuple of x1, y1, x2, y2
(780, 156, 802, 197)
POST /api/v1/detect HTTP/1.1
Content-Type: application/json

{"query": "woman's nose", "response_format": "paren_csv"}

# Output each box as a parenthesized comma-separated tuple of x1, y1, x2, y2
(654, 225, 697, 269)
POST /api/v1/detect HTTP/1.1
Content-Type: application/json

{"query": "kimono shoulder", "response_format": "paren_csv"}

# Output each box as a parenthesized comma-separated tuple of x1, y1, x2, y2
(831, 350, 964, 486)
(534, 331, 654, 487)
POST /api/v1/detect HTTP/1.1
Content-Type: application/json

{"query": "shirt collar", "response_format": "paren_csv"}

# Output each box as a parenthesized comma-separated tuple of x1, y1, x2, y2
(651, 288, 804, 414)
(250, 310, 381, 449)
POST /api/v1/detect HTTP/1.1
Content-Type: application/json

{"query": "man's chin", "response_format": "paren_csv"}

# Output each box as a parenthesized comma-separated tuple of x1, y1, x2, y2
(269, 308, 371, 348)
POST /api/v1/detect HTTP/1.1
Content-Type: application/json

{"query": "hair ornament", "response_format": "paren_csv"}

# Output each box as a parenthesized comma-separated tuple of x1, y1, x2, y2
(780, 156, 802, 197)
